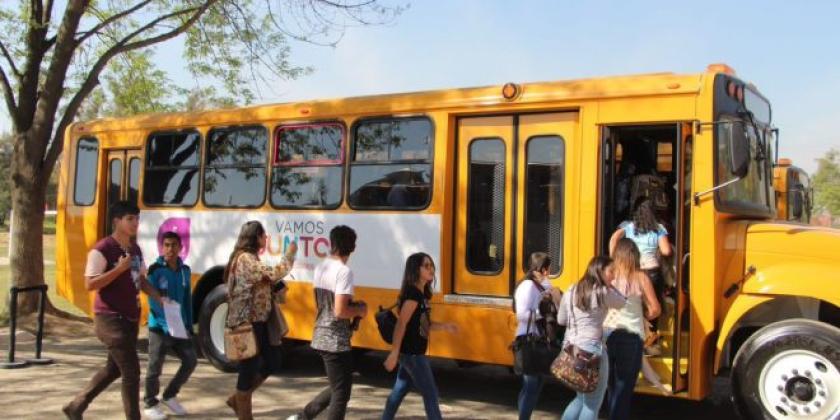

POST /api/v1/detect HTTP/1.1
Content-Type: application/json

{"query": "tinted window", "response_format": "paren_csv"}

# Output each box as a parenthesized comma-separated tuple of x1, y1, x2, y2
(466, 138, 505, 273)
(272, 123, 344, 208)
(73, 137, 99, 206)
(523, 136, 564, 275)
(105, 158, 123, 235)
(144, 131, 201, 206)
(349, 118, 433, 209)
(128, 158, 140, 205)
(204, 126, 268, 207)
(716, 118, 771, 210)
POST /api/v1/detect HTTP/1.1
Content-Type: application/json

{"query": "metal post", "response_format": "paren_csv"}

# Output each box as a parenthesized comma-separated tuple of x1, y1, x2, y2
(1, 288, 27, 368)
(26, 285, 53, 365)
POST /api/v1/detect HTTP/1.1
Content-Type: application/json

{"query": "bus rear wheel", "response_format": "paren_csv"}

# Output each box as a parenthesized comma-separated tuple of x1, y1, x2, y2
(731, 319, 840, 419)
(198, 284, 237, 372)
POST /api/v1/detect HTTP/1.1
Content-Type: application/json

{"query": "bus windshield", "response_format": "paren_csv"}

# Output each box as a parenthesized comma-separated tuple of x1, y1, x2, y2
(715, 116, 774, 215)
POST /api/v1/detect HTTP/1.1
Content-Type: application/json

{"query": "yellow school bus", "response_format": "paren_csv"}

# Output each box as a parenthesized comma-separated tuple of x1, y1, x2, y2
(56, 63, 840, 418)
(773, 158, 813, 223)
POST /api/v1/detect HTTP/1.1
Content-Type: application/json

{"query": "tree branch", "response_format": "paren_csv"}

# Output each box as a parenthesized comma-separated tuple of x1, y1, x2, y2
(0, 40, 22, 77)
(0, 66, 18, 124)
(45, 1, 218, 170)
(75, 1, 153, 45)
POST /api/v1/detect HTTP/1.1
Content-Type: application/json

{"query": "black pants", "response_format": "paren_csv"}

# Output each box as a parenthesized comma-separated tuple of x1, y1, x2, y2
(301, 350, 354, 420)
(606, 330, 643, 420)
(236, 321, 282, 391)
(66, 314, 141, 420)
(144, 329, 197, 407)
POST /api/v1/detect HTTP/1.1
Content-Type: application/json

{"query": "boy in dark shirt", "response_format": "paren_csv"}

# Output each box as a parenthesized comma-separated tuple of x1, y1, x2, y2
(143, 231, 195, 419)
(63, 201, 163, 420)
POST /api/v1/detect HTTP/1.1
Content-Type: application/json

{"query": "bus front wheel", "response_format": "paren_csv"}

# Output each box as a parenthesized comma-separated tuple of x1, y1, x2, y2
(731, 319, 840, 419)
(198, 285, 237, 372)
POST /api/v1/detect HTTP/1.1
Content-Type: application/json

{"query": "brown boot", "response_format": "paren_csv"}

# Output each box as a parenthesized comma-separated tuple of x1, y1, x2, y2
(234, 391, 253, 420)
(226, 393, 239, 416)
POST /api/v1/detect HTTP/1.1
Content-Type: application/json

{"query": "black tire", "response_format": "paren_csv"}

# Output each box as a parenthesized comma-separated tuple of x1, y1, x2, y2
(198, 285, 237, 372)
(731, 319, 840, 419)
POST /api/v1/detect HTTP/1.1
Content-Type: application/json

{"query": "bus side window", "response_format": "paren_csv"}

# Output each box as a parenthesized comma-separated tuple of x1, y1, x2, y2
(204, 126, 268, 208)
(143, 131, 201, 206)
(272, 123, 344, 209)
(348, 117, 434, 210)
(74, 137, 99, 206)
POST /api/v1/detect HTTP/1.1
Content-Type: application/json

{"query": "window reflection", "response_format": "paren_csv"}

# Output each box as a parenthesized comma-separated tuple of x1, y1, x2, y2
(204, 126, 268, 207)
(144, 131, 201, 206)
(74, 138, 99, 206)
(272, 123, 344, 209)
(349, 118, 434, 209)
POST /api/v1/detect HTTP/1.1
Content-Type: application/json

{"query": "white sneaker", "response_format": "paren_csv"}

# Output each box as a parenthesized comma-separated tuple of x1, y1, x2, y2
(143, 405, 167, 420)
(162, 397, 187, 416)
(286, 415, 302, 420)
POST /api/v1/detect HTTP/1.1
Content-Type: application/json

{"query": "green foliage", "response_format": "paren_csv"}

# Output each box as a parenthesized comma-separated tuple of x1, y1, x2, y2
(813, 149, 840, 221)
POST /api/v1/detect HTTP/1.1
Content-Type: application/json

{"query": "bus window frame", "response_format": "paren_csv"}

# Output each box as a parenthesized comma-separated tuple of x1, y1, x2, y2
(142, 129, 202, 208)
(270, 120, 346, 210)
(202, 124, 269, 209)
(465, 136, 507, 276)
(522, 134, 565, 278)
(347, 115, 435, 211)
(73, 136, 100, 206)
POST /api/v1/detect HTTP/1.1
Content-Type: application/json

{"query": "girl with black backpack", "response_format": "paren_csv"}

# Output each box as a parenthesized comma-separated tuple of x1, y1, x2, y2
(381, 253, 458, 420)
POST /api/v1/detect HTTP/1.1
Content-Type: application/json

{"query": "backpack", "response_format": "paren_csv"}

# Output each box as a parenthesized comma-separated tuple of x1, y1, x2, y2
(630, 174, 669, 211)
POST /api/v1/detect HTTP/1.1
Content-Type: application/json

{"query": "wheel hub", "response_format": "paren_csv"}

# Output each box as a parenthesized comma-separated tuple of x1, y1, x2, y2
(758, 349, 840, 419)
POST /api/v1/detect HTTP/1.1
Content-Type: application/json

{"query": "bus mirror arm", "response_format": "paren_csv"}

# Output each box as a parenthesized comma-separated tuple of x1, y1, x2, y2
(693, 176, 743, 206)
(723, 265, 756, 298)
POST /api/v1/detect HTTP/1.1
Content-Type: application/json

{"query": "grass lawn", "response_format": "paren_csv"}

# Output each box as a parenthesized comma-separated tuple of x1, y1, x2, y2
(1, 229, 86, 323)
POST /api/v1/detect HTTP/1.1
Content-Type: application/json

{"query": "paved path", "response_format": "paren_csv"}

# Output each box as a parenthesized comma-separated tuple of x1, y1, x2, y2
(0, 329, 738, 419)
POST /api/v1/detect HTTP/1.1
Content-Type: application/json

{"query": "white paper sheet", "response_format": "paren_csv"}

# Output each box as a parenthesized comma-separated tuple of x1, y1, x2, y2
(163, 300, 188, 339)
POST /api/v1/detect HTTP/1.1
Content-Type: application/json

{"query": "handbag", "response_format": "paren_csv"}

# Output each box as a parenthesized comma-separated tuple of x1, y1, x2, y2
(551, 288, 601, 392)
(223, 254, 259, 361)
(511, 310, 557, 375)
(375, 301, 398, 344)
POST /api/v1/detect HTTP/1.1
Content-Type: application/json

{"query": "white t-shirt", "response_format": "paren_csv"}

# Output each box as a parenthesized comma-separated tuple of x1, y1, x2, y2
(514, 279, 551, 337)
(311, 257, 355, 352)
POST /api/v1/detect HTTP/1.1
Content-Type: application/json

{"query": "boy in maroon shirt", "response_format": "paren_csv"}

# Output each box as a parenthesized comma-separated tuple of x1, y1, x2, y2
(63, 201, 163, 420)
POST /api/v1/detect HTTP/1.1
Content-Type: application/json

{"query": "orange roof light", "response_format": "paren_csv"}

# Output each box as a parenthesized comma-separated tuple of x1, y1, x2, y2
(778, 158, 792, 167)
(502, 82, 521, 101)
(707, 63, 737, 76)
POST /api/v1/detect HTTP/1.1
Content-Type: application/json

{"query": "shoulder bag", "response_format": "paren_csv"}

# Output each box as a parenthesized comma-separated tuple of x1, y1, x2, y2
(511, 309, 557, 375)
(550, 288, 601, 392)
(224, 254, 259, 361)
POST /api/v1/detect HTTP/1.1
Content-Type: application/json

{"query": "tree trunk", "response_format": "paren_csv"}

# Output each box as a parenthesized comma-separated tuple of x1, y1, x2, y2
(9, 131, 47, 315)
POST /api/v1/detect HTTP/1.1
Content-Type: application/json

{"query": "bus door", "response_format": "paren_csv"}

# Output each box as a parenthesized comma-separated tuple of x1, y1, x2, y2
(454, 113, 577, 297)
(101, 149, 142, 236)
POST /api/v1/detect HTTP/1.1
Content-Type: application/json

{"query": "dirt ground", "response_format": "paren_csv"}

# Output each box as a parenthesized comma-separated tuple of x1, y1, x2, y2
(0, 328, 738, 420)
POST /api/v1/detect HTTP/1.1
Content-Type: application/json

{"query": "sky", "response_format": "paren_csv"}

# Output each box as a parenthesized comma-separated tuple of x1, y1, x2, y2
(2, 0, 839, 173)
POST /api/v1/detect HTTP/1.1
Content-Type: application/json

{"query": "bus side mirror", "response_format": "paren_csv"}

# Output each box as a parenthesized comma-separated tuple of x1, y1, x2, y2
(729, 122, 751, 178)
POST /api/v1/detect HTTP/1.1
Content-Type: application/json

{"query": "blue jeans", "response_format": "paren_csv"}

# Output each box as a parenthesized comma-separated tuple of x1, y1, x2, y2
(561, 343, 609, 420)
(606, 330, 643, 420)
(382, 354, 442, 420)
(518, 374, 545, 420)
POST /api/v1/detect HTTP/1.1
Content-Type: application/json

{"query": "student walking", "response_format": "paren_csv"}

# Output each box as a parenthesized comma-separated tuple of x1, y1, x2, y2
(381, 253, 457, 420)
(225, 221, 291, 420)
(514, 252, 560, 420)
(558, 256, 626, 420)
(608, 198, 671, 340)
(143, 231, 197, 419)
(63, 201, 163, 420)
(604, 239, 661, 420)
(287, 225, 367, 420)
